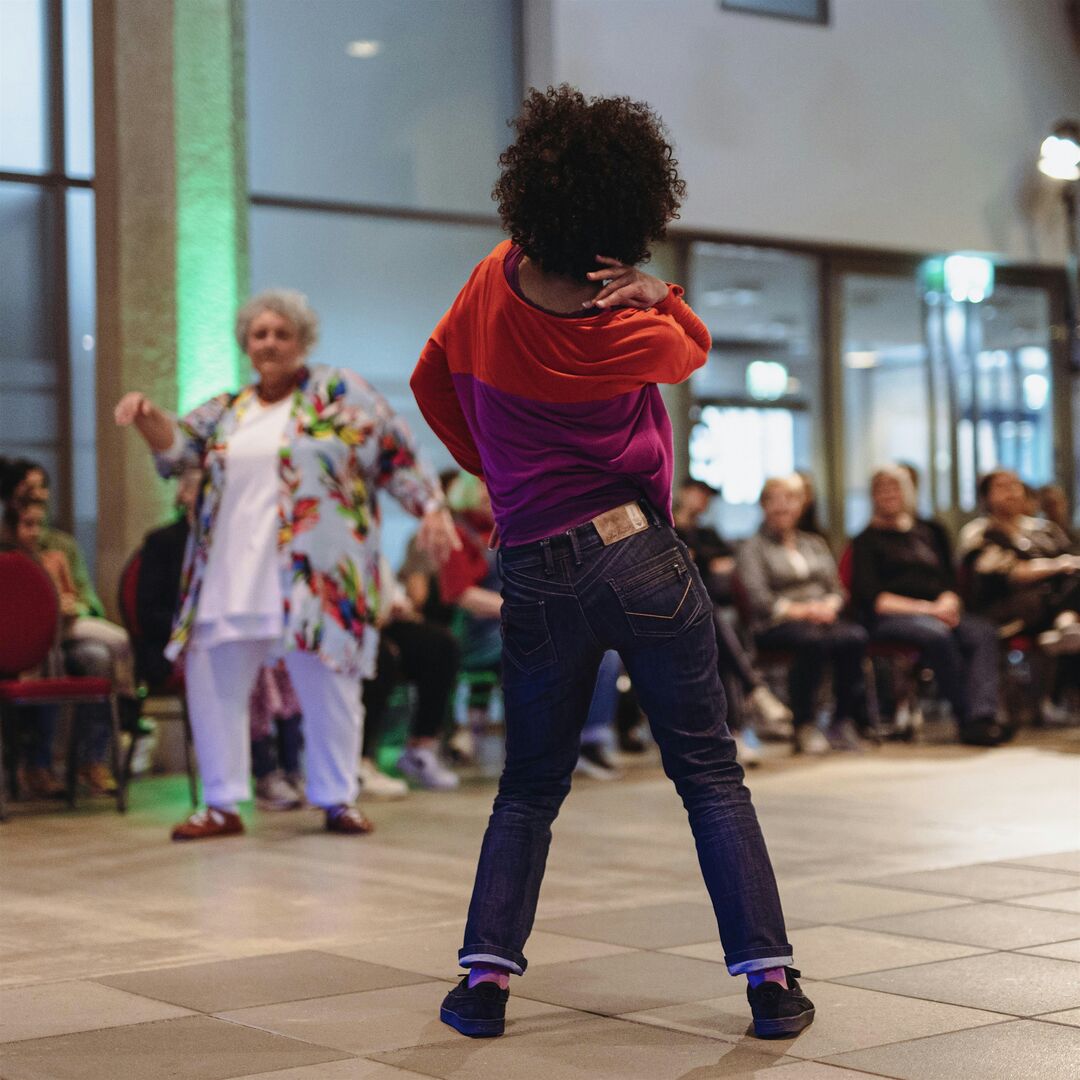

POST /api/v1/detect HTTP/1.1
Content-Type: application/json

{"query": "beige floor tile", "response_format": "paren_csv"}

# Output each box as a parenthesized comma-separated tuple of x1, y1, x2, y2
(96, 950, 428, 1012)
(864, 862, 1080, 900)
(326, 924, 632, 979)
(217, 980, 576, 1056)
(838, 951, 1080, 1016)
(998, 851, 1080, 874)
(0, 1015, 351, 1080)
(236, 1063, 432, 1080)
(824, 1019, 1080, 1080)
(1019, 938, 1080, 962)
(511, 950, 747, 1015)
(759, 1066, 885, 1079)
(851, 901, 1080, 950)
(777, 881, 971, 924)
(1010, 888, 1080, 913)
(624, 979, 1005, 1059)
(667, 925, 986, 978)
(373, 1014, 800, 1079)
(0, 980, 195, 1043)
(534, 900, 727, 950)
(1038, 1007, 1080, 1028)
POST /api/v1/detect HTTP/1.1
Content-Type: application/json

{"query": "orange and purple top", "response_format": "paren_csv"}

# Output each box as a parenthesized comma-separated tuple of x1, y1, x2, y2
(411, 240, 712, 547)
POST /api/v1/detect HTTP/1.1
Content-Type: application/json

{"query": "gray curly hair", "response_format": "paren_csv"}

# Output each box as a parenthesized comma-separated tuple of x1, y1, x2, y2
(235, 288, 319, 352)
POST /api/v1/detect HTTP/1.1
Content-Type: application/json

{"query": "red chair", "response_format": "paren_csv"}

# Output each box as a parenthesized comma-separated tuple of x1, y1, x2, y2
(0, 551, 124, 820)
(116, 548, 198, 809)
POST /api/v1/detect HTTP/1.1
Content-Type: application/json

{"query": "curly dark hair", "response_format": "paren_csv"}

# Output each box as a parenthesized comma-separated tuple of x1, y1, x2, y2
(493, 85, 686, 281)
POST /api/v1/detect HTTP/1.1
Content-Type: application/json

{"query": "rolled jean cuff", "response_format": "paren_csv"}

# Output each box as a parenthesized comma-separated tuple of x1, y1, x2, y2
(458, 946, 526, 976)
(726, 951, 794, 976)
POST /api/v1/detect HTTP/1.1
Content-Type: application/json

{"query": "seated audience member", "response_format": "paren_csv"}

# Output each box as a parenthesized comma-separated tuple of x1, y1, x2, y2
(1, 457, 105, 618)
(360, 556, 462, 794)
(794, 470, 827, 538)
(735, 475, 869, 755)
(959, 470, 1080, 655)
(1038, 483, 1080, 554)
(852, 467, 1008, 747)
(438, 473, 504, 770)
(574, 649, 624, 779)
(137, 471, 307, 806)
(1, 497, 131, 794)
(896, 462, 953, 557)
(673, 478, 792, 753)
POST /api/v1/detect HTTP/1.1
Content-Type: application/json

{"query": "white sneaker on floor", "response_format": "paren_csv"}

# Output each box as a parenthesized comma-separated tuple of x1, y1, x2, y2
(254, 770, 303, 811)
(358, 757, 409, 800)
(574, 743, 621, 780)
(749, 685, 794, 740)
(734, 730, 762, 768)
(397, 746, 461, 791)
(794, 726, 831, 756)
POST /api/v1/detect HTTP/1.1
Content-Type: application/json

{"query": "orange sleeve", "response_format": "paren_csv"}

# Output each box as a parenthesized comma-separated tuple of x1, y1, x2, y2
(410, 316, 484, 478)
(649, 285, 712, 383)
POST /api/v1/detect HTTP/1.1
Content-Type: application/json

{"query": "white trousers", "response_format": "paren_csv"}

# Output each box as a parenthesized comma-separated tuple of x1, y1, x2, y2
(184, 638, 362, 809)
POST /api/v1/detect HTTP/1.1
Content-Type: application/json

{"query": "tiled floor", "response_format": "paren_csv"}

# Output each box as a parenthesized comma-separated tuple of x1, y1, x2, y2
(1, 728, 1079, 1079)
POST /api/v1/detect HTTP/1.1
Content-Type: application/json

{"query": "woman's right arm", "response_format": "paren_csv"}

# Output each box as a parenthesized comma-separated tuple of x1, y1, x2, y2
(115, 391, 229, 477)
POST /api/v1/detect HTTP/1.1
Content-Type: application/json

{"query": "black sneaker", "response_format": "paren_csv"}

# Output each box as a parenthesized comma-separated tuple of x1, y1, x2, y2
(440, 976, 509, 1038)
(746, 967, 815, 1038)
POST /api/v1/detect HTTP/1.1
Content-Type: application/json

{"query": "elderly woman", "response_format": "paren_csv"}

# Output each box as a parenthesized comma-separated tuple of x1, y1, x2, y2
(959, 470, 1080, 654)
(852, 466, 1007, 746)
(735, 475, 868, 755)
(115, 289, 454, 840)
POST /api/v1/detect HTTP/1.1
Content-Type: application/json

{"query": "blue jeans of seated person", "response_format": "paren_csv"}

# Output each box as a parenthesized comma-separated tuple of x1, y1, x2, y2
(581, 649, 621, 749)
(871, 613, 999, 725)
(459, 511, 793, 977)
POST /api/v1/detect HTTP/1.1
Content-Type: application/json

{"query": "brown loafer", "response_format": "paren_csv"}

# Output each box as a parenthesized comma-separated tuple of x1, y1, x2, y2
(325, 805, 375, 835)
(171, 808, 245, 842)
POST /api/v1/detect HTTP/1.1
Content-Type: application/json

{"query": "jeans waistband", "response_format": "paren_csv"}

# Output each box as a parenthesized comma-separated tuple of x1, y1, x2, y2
(500, 499, 664, 567)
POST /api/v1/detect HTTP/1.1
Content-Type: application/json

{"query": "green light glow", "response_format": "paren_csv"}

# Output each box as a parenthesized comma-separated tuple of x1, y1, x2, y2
(174, 0, 248, 413)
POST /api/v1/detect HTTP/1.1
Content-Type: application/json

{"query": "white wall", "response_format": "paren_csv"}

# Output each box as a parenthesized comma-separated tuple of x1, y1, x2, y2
(525, 0, 1080, 264)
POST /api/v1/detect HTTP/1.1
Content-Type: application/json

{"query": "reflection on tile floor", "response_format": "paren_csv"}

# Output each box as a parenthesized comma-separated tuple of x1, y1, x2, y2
(1, 733, 1079, 1078)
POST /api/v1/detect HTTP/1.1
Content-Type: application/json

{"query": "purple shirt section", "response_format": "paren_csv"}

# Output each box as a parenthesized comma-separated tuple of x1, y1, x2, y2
(451, 372, 674, 548)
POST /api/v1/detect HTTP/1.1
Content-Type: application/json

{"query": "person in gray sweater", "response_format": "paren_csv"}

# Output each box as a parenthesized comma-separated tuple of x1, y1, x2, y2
(735, 475, 868, 754)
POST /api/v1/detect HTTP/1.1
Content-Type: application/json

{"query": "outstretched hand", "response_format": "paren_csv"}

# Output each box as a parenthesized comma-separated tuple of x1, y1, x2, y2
(416, 507, 462, 566)
(587, 256, 669, 310)
(114, 391, 153, 426)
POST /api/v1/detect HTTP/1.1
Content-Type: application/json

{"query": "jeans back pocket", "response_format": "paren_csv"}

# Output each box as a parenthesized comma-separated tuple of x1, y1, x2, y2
(610, 550, 702, 638)
(501, 600, 557, 674)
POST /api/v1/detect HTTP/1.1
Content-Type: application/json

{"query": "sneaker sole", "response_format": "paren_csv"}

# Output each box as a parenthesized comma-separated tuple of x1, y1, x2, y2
(753, 1006, 815, 1039)
(440, 1006, 505, 1037)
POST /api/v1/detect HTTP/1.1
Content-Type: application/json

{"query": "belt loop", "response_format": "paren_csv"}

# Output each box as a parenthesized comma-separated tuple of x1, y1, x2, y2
(540, 537, 554, 576)
(567, 526, 582, 567)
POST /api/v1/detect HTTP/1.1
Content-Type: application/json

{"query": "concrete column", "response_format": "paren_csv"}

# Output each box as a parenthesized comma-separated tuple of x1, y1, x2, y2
(93, 0, 246, 613)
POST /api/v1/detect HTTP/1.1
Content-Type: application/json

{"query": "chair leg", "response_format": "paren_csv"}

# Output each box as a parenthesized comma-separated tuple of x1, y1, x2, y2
(182, 701, 199, 809)
(65, 704, 78, 809)
(0, 704, 9, 822)
(108, 695, 126, 813)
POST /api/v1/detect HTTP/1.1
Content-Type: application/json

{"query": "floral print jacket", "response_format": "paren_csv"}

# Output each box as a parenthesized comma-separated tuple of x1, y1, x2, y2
(156, 364, 441, 677)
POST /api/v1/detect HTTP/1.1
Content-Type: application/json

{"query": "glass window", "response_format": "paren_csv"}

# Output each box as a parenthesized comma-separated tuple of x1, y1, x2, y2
(0, 183, 64, 498)
(0, 0, 49, 173)
(246, 0, 519, 213)
(841, 272, 929, 533)
(686, 243, 822, 539)
(250, 205, 506, 564)
(63, 0, 94, 178)
(67, 187, 97, 565)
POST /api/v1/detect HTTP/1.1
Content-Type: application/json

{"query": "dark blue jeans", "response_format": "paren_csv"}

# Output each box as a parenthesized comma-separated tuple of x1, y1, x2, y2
(459, 512, 792, 976)
(871, 613, 1000, 725)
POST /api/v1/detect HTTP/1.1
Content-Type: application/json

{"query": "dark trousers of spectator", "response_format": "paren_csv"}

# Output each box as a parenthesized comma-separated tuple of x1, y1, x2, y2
(251, 716, 303, 780)
(362, 619, 461, 757)
(871, 613, 999, 725)
(713, 609, 761, 730)
(755, 620, 869, 729)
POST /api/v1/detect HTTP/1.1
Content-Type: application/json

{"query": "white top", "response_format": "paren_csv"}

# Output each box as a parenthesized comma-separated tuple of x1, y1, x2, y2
(192, 395, 293, 648)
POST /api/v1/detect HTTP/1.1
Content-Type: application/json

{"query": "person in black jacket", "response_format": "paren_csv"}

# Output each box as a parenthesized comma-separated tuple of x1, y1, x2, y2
(851, 467, 1007, 747)
(135, 469, 201, 686)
